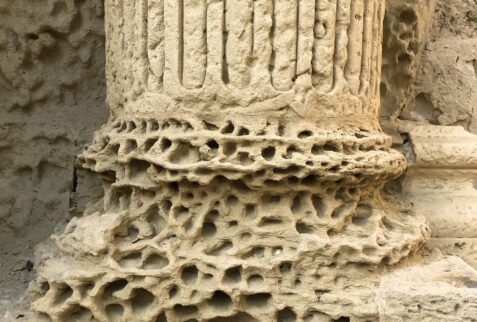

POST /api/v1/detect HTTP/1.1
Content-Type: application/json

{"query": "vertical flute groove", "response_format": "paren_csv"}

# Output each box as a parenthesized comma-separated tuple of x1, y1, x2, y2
(138, 0, 149, 90)
(345, 0, 364, 95)
(359, 0, 372, 95)
(373, 1, 385, 101)
(295, 0, 300, 83)
(147, 0, 165, 91)
(332, 0, 340, 90)
(178, 0, 184, 85)
(221, 0, 229, 85)
(369, 0, 379, 101)
(312, 0, 337, 93)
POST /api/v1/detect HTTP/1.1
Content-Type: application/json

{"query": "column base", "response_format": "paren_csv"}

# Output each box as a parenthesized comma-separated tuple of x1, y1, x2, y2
(30, 177, 428, 321)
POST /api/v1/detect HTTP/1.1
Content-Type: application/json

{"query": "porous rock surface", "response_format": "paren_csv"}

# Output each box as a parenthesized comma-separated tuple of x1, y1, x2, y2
(380, 0, 436, 119)
(29, 0, 437, 321)
(0, 0, 474, 321)
(381, 0, 477, 134)
(406, 0, 477, 132)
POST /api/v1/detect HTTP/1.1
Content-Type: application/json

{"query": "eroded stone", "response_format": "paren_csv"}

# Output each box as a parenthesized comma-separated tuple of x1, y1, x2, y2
(28, 1, 476, 321)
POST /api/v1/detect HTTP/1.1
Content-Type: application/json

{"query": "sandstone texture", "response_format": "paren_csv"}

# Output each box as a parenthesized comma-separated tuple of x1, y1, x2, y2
(402, 125, 477, 269)
(380, 0, 436, 119)
(378, 255, 477, 321)
(406, 0, 477, 133)
(29, 0, 433, 320)
(381, 0, 477, 134)
(28, 0, 477, 321)
(0, 0, 476, 321)
(0, 0, 107, 312)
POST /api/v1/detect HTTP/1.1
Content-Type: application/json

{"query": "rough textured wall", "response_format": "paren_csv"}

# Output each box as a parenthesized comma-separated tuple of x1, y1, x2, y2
(380, 0, 477, 276)
(381, 0, 477, 134)
(380, 0, 436, 120)
(0, 0, 107, 309)
(407, 0, 477, 133)
(29, 0, 456, 320)
(0, 0, 476, 319)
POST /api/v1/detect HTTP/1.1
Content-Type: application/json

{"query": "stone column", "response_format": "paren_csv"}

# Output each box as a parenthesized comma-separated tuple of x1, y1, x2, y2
(31, 1, 429, 321)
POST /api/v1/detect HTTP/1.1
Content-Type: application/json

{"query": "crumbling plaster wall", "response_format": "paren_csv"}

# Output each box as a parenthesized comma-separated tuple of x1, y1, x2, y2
(0, 0, 476, 316)
(0, 0, 107, 307)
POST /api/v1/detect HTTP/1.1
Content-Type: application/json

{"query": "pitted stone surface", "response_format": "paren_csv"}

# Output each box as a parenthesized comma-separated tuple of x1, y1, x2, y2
(0, 0, 474, 321)
(31, 178, 428, 321)
(380, 0, 436, 119)
(29, 0, 444, 321)
(78, 116, 407, 186)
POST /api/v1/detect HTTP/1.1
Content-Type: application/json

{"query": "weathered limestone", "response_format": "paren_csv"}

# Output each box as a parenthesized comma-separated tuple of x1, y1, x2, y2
(401, 0, 477, 133)
(28, 1, 477, 321)
(378, 256, 477, 321)
(380, 0, 436, 119)
(380, 0, 477, 134)
(403, 125, 477, 268)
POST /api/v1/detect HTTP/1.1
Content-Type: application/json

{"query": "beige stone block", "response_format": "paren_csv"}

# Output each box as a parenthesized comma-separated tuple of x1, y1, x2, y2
(428, 238, 477, 269)
(402, 125, 477, 238)
(378, 256, 477, 321)
(409, 126, 477, 168)
(403, 168, 477, 238)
